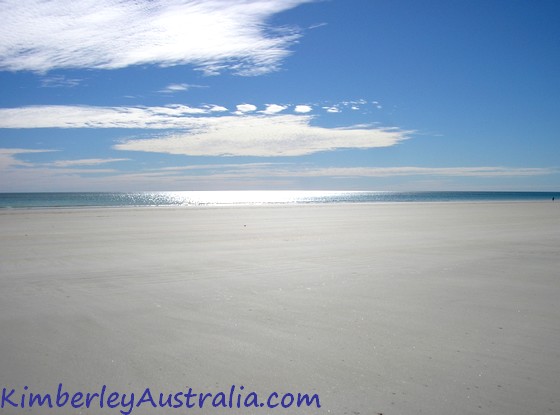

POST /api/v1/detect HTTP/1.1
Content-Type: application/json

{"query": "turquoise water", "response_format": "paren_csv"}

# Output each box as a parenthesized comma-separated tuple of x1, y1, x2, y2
(0, 191, 558, 208)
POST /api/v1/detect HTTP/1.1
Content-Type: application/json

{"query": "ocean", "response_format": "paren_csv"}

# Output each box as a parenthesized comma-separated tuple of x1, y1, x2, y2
(0, 191, 558, 208)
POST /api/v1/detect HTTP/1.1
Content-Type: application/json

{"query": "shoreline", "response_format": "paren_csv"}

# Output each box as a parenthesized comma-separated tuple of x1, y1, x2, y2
(0, 190, 558, 210)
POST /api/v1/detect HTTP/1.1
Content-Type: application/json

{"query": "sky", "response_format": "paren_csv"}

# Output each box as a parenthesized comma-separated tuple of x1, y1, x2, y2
(0, 0, 559, 192)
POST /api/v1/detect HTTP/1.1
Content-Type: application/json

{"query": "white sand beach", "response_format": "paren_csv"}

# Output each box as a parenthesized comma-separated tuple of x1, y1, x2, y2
(1, 202, 559, 415)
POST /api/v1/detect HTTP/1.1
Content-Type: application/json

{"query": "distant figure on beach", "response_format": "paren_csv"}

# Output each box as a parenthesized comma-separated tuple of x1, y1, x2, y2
(553, 197, 555, 201)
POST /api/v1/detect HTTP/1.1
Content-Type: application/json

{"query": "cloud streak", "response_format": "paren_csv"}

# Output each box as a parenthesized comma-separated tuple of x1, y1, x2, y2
(136, 164, 559, 179)
(50, 158, 129, 167)
(0, 0, 315, 75)
(283, 166, 558, 178)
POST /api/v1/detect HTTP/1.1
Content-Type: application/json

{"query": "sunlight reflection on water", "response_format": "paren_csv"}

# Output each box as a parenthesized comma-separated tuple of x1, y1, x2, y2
(149, 190, 364, 205)
(0, 191, 556, 208)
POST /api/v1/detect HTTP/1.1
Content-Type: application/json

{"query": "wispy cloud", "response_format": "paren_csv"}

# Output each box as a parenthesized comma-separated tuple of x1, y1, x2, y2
(0, 105, 221, 128)
(158, 83, 206, 94)
(0, 149, 124, 171)
(40, 75, 82, 88)
(0, 0, 315, 75)
(235, 103, 258, 114)
(0, 148, 56, 169)
(308, 22, 327, 30)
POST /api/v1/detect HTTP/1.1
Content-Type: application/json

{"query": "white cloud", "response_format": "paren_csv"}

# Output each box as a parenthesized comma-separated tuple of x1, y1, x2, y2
(0, 0, 315, 75)
(205, 105, 228, 112)
(294, 105, 312, 113)
(260, 104, 287, 114)
(324, 106, 341, 113)
(293, 100, 381, 114)
(114, 115, 410, 157)
(149, 104, 209, 115)
(205, 105, 229, 112)
(235, 103, 258, 113)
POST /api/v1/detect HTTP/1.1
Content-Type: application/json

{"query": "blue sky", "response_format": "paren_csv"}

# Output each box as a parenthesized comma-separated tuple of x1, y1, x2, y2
(0, 0, 559, 191)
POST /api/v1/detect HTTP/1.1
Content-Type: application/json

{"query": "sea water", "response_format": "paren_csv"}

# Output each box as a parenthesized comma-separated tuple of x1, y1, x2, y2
(0, 191, 558, 208)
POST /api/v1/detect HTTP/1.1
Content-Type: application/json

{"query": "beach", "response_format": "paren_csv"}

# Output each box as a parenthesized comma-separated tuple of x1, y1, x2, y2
(1, 202, 559, 414)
